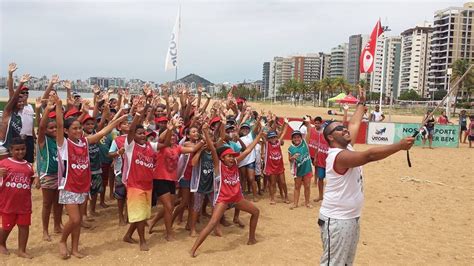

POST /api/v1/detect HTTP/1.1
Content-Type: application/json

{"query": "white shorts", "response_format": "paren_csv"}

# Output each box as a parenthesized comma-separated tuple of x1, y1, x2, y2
(318, 213, 360, 266)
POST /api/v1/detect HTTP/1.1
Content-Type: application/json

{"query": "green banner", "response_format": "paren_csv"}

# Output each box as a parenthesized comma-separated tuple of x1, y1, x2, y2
(394, 123, 459, 148)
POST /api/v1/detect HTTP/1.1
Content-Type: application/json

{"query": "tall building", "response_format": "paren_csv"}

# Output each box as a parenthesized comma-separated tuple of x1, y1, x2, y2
(371, 33, 387, 93)
(329, 43, 348, 78)
(319, 52, 331, 79)
(293, 54, 322, 85)
(262, 62, 270, 98)
(399, 22, 433, 98)
(428, 2, 474, 92)
(268, 56, 293, 99)
(382, 36, 402, 99)
(346, 34, 364, 84)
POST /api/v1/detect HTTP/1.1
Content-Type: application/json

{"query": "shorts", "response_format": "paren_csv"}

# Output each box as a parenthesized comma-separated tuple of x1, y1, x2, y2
(318, 213, 360, 265)
(1, 212, 31, 231)
(127, 187, 152, 223)
(469, 135, 474, 141)
(460, 125, 467, 131)
(101, 163, 111, 186)
(426, 127, 434, 136)
(316, 167, 326, 179)
(114, 173, 127, 200)
(241, 161, 256, 170)
(59, 189, 89, 205)
(24, 136, 35, 163)
(152, 179, 176, 206)
(90, 173, 104, 196)
(193, 192, 214, 212)
(294, 171, 313, 179)
(178, 178, 191, 189)
(40, 174, 58, 190)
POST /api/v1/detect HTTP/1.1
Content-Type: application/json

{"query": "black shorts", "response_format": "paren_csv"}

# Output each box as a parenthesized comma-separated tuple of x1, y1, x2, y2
(152, 179, 176, 206)
(461, 126, 467, 131)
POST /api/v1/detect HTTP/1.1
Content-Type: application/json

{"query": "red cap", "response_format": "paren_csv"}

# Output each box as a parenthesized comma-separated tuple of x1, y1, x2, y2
(80, 114, 94, 124)
(145, 130, 157, 138)
(236, 97, 246, 104)
(219, 148, 239, 159)
(48, 111, 56, 119)
(155, 116, 168, 123)
(20, 86, 29, 91)
(209, 116, 221, 125)
(64, 107, 82, 119)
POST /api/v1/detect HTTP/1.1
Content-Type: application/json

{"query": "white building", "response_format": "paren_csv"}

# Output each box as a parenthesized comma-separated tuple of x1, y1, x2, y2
(329, 43, 348, 78)
(268, 56, 293, 99)
(399, 22, 433, 98)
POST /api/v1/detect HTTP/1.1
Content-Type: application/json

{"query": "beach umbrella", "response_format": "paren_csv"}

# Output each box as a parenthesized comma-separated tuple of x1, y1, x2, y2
(328, 92, 346, 102)
(336, 94, 358, 104)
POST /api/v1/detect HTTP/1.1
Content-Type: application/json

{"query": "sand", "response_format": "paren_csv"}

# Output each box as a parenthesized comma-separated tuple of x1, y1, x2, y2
(1, 102, 473, 265)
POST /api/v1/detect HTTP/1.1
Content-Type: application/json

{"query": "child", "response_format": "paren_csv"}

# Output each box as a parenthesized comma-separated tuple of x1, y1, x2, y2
(121, 108, 157, 251)
(189, 142, 215, 237)
(0, 138, 36, 258)
(312, 117, 329, 203)
(468, 115, 474, 148)
(263, 118, 289, 205)
(190, 121, 263, 257)
(55, 93, 127, 259)
(37, 98, 63, 241)
(288, 116, 313, 209)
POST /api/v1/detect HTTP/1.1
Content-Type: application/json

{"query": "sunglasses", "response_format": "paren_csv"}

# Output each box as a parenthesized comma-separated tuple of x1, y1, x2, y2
(21, 91, 29, 95)
(327, 125, 347, 135)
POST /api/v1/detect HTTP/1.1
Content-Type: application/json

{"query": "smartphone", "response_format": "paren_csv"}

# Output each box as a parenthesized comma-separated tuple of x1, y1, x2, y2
(412, 130, 419, 137)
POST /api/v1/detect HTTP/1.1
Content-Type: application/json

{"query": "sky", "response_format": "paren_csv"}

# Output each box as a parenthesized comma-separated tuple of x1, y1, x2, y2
(0, 0, 465, 84)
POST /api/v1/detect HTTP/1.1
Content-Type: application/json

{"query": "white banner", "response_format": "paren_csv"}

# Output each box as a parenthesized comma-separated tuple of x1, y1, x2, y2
(367, 122, 395, 145)
(165, 6, 181, 71)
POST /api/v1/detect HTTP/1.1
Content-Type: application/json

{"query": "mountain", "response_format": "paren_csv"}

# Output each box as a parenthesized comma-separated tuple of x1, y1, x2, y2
(172, 73, 213, 87)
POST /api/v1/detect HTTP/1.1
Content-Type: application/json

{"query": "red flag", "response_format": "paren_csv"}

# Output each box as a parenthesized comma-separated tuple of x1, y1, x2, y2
(360, 20, 384, 73)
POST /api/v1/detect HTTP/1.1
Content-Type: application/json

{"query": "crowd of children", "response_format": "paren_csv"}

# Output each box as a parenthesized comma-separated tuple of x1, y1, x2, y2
(1, 63, 471, 260)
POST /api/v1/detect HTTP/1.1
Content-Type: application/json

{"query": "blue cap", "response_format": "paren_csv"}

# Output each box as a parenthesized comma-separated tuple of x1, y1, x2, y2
(240, 123, 251, 129)
(267, 131, 278, 138)
(291, 130, 302, 137)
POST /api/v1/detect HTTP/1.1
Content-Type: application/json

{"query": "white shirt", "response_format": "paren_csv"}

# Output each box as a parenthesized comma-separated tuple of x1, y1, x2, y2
(320, 145, 364, 219)
(238, 133, 256, 167)
(371, 110, 384, 122)
(19, 104, 34, 136)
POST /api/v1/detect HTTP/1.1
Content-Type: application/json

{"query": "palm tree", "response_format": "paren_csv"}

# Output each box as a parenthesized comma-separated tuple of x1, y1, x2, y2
(310, 80, 321, 106)
(333, 76, 350, 94)
(451, 59, 473, 113)
(320, 77, 334, 103)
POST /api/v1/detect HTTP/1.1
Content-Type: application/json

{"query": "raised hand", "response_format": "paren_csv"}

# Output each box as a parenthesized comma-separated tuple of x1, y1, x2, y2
(358, 85, 366, 103)
(63, 80, 72, 90)
(197, 84, 203, 94)
(20, 74, 31, 83)
(343, 104, 349, 111)
(8, 62, 18, 74)
(92, 84, 100, 95)
(202, 122, 209, 131)
(284, 117, 289, 124)
(50, 74, 60, 85)
(399, 137, 415, 150)
(46, 96, 56, 111)
(107, 87, 115, 94)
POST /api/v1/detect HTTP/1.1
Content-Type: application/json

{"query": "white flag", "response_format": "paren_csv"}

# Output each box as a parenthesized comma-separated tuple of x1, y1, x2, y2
(165, 6, 181, 71)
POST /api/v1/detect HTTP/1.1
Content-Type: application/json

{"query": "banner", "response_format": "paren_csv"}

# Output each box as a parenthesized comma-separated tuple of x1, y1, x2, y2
(393, 123, 459, 148)
(165, 6, 181, 71)
(360, 19, 383, 73)
(367, 122, 395, 145)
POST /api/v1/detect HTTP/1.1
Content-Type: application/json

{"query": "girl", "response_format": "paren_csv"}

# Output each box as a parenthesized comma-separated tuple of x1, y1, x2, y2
(147, 120, 204, 240)
(190, 121, 263, 257)
(55, 93, 127, 259)
(37, 97, 63, 241)
(422, 110, 435, 149)
(172, 126, 201, 228)
(288, 116, 313, 209)
(263, 118, 289, 205)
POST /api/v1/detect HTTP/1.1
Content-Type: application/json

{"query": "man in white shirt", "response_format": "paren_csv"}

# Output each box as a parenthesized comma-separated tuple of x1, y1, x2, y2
(370, 105, 385, 122)
(318, 86, 414, 265)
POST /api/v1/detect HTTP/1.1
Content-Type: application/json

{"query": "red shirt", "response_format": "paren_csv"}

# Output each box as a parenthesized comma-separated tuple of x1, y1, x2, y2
(123, 140, 156, 190)
(437, 116, 448, 125)
(0, 158, 34, 214)
(264, 140, 285, 175)
(183, 153, 194, 180)
(154, 145, 182, 181)
(315, 132, 329, 168)
(216, 160, 243, 204)
(308, 127, 318, 158)
(58, 137, 91, 193)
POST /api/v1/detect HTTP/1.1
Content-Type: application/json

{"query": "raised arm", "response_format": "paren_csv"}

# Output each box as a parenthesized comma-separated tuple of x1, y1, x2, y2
(38, 97, 56, 148)
(304, 116, 312, 144)
(55, 97, 65, 147)
(334, 137, 414, 173)
(191, 145, 205, 166)
(5, 74, 30, 114)
(7, 63, 18, 98)
(88, 115, 127, 144)
(278, 118, 289, 141)
(42, 74, 59, 100)
(348, 85, 366, 146)
(236, 130, 263, 163)
(181, 140, 205, 154)
(127, 103, 146, 144)
(199, 93, 211, 113)
(202, 123, 219, 170)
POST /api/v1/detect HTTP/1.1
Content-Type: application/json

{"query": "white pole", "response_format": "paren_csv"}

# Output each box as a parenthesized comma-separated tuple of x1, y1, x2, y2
(379, 35, 386, 111)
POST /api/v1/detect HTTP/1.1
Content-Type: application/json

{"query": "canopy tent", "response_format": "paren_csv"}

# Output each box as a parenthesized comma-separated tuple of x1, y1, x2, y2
(336, 94, 359, 104)
(327, 93, 346, 102)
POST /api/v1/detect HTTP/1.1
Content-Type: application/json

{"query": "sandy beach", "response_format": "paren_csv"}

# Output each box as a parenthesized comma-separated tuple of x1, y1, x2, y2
(1, 102, 473, 265)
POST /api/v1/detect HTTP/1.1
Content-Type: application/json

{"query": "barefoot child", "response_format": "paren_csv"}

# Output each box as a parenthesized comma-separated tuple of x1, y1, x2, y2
(288, 116, 313, 209)
(37, 98, 63, 241)
(190, 122, 263, 257)
(263, 118, 289, 204)
(0, 138, 36, 259)
(55, 93, 126, 259)
(312, 117, 329, 203)
(121, 108, 157, 251)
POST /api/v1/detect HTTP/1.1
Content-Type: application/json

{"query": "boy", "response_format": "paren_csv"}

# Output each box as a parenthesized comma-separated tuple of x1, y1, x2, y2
(0, 138, 37, 258)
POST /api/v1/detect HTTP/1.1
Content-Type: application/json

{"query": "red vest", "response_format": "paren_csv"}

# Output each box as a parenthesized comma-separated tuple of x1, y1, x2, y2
(264, 140, 285, 175)
(59, 137, 91, 193)
(215, 161, 243, 204)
